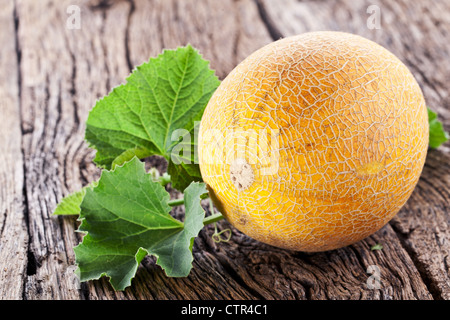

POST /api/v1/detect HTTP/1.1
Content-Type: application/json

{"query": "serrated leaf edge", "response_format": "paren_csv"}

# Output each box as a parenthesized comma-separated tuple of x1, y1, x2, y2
(84, 44, 219, 170)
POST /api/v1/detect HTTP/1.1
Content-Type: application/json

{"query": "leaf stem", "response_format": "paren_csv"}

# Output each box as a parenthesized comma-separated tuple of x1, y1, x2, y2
(169, 191, 208, 207)
(203, 212, 225, 225)
(168, 198, 185, 207)
(168, 193, 225, 224)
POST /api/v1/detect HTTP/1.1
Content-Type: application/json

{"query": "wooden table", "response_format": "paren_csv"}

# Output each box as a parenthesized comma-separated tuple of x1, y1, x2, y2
(1, 0, 449, 300)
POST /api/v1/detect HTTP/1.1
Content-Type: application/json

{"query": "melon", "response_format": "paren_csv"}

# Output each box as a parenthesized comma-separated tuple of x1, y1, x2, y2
(198, 31, 428, 252)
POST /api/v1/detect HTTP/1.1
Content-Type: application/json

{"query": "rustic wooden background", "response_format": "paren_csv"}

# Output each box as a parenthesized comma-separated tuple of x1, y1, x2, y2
(0, 0, 449, 300)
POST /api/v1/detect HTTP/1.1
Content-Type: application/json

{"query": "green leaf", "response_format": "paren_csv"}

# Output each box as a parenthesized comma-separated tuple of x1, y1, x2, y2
(167, 120, 203, 190)
(53, 181, 98, 216)
(371, 243, 383, 251)
(168, 161, 202, 191)
(428, 107, 449, 148)
(111, 147, 153, 170)
(74, 157, 207, 291)
(85, 45, 220, 191)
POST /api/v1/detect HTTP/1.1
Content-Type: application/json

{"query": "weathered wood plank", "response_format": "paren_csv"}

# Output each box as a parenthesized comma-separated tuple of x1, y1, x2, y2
(0, 0, 28, 300)
(127, 0, 272, 80)
(392, 150, 450, 299)
(3, 0, 448, 300)
(16, 0, 112, 299)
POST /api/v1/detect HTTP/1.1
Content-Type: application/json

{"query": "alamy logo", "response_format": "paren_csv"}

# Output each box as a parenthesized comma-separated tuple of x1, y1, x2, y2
(366, 264, 381, 289)
(367, 5, 381, 30)
(66, 5, 81, 30)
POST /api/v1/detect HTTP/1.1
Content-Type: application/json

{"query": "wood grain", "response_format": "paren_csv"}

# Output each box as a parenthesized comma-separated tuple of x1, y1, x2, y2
(0, 0, 448, 300)
(0, 0, 28, 300)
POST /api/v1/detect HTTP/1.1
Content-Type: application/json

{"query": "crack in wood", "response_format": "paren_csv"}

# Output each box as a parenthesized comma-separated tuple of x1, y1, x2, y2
(124, 0, 135, 73)
(390, 222, 444, 300)
(254, 0, 283, 41)
(12, 0, 33, 300)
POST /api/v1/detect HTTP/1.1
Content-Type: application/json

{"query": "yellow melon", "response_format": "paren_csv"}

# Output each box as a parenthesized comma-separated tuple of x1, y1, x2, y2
(198, 31, 428, 252)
